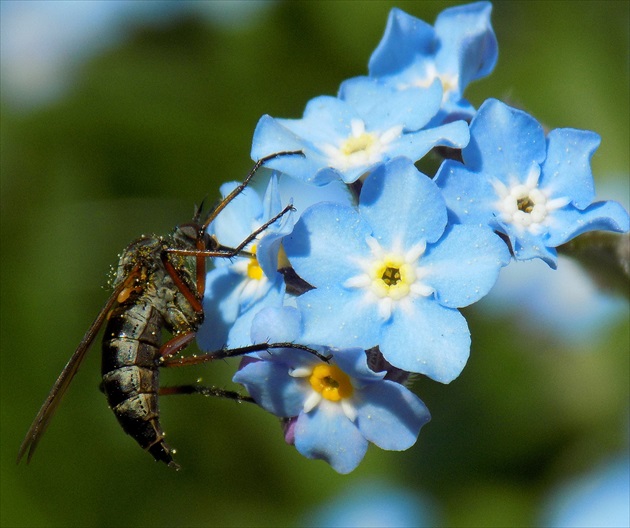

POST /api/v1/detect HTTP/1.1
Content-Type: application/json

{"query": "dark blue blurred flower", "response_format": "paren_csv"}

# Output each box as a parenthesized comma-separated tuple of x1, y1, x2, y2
(435, 98, 630, 268)
(365, 2, 498, 123)
(283, 157, 510, 382)
(233, 306, 431, 474)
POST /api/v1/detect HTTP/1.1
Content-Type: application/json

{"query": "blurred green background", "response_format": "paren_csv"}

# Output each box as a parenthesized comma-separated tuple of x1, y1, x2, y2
(1, 1, 628, 526)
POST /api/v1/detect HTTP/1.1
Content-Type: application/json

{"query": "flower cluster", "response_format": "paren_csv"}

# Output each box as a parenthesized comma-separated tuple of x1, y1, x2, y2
(197, 2, 629, 473)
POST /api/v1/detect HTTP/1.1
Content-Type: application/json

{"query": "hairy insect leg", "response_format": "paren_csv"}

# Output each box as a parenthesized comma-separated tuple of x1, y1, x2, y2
(160, 342, 331, 368)
(159, 251, 204, 314)
(165, 202, 295, 262)
(159, 331, 197, 359)
(161, 187, 295, 314)
(201, 150, 304, 232)
(163, 199, 294, 310)
(159, 384, 254, 403)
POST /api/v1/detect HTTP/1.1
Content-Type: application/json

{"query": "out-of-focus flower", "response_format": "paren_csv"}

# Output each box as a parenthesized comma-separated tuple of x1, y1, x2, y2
(302, 480, 439, 528)
(540, 455, 630, 528)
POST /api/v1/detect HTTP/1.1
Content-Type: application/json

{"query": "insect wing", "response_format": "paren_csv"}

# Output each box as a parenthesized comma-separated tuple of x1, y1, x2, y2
(17, 278, 129, 464)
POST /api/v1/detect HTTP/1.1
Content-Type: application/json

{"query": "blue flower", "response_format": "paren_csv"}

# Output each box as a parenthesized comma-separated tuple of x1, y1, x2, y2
(305, 480, 439, 527)
(196, 175, 291, 350)
(434, 98, 630, 268)
(540, 455, 630, 528)
(282, 157, 511, 383)
(366, 3, 498, 123)
(250, 79, 469, 186)
(197, 171, 355, 350)
(233, 306, 431, 474)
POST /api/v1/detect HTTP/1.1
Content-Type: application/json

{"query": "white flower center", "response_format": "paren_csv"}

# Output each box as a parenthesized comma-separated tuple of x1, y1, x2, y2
(343, 236, 434, 321)
(493, 165, 570, 235)
(397, 63, 459, 103)
(320, 119, 402, 171)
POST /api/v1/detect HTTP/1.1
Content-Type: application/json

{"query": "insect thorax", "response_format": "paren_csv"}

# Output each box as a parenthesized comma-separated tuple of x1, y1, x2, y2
(110, 234, 202, 334)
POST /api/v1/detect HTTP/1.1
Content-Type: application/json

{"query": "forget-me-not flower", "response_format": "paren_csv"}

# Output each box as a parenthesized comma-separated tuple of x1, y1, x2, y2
(197, 175, 291, 350)
(250, 78, 469, 186)
(283, 157, 511, 383)
(233, 306, 431, 474)
(365, 2, 497, 123)
(434, 98, 630, 268)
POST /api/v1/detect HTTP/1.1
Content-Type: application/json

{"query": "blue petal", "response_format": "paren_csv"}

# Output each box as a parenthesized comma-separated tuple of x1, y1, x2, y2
(251, 305, 302, 344)
(278, 172, 354, 216)
(297, 288, 381, 351)
(360, 157, 448, 247)
(330, 348, 385, 385)
(252, 107, 379, 186)
(541, 128, 600, 209)
(381, 297, 470, 383)
(434, 159, 498, 226)
(356, 380, 430, 450)
(434, 1, 498, 88)
(197, 267, 244, 351)
(211, 182, 262, 247)
(281, 96, 358, 144)
(233, 360, 306, 417)
(226, 278, 285, 348)
(294, 403, 368, 474)
(507, 228, 558, 268)
(368, 8, 435, 78)
(421, 224, 510, 308)
(388, 119, 470, 162)
(339, 76, 442, 132)
(284, 202, 372, 287)
(464, 99, 546, 177)
(262, 172, 282, 221)
(257, 178, 296, 280)
(545, 200, 630, 247)
(250, 115, 326, 183)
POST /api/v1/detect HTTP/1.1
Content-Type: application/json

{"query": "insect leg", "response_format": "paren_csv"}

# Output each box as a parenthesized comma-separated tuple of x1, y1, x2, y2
(163, 199, 294, 308)
(158, 331, 197, 359)
(200, 150, 304, 232)
(160, 342, 331, 368)
(165, 202, 295, 262)
(161, 181, 295, 315)
(159, 384, 254, 403)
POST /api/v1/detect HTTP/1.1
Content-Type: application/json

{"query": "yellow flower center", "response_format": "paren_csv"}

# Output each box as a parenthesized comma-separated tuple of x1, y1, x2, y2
(309, 364, 354, 402)
(517, 196, 535, 214)
(371, 256, 412, 300)
(340, 132, 377, 156)
(246, 245, 263, 280)
(381, 265, 402, 286)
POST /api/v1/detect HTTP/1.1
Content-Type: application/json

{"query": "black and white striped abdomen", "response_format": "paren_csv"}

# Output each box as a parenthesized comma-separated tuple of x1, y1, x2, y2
(101, 300, 178, 467)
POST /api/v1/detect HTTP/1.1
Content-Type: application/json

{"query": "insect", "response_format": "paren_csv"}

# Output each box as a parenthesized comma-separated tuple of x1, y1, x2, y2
(17, 151, 320, 470)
